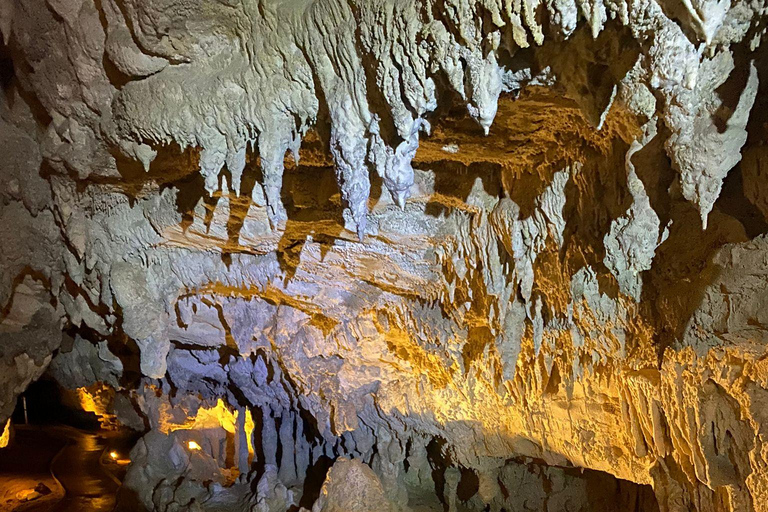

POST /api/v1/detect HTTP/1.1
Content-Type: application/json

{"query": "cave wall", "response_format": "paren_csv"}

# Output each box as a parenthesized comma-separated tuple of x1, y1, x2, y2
(2, 0, 768, 510)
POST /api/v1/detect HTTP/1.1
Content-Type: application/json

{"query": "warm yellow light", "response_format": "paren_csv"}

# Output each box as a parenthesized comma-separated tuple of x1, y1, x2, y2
(78, 388, 99, 413)
(109, 451, 118, 460)
(188, 440, 202, 451)
(160, 398, 237, 434)
(0, 420, 9, 449)
(244, 408, 255, 459)
(75, 385, 116, 429)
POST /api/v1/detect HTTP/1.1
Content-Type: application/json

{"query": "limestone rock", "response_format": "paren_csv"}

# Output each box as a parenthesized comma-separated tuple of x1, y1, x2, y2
(1, 0, 768, 511)
(311, 458, 396, 512)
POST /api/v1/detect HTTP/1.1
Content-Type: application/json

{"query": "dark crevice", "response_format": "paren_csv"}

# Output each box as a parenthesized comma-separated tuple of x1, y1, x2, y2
(297, 455, 335, 510)
(715, 163, 768, 238)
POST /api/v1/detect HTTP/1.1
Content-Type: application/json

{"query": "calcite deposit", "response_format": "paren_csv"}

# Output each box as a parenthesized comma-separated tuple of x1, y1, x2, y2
(1, 0, 768, 510)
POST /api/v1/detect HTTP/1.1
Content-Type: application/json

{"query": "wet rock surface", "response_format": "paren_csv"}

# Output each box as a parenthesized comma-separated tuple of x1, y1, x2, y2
(2, 0, 768, 510)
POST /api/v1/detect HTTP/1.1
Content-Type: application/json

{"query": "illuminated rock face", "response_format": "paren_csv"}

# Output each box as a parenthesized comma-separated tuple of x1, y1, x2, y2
(2, 0, 768, 510)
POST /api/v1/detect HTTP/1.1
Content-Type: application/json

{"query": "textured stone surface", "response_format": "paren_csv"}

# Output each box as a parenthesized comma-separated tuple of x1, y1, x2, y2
(1, 0, 768, 511)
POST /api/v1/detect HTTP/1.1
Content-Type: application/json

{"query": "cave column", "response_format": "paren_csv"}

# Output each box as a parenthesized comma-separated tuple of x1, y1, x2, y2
(235, 406, 249, 475)
(262, 405, 278, 467)
(278, 410, 298, 484)
(295, 413, 309, 482)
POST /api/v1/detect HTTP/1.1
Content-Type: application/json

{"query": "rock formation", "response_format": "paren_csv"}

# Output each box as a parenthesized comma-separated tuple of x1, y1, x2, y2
(1, 0, 768, 510)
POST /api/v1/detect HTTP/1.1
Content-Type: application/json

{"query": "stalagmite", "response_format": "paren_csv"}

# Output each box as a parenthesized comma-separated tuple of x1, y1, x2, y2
(278, 411, 298, 485)
(262, 407, 278, 468)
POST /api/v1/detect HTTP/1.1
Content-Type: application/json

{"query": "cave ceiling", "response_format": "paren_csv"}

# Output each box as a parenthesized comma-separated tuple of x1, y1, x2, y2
(2, 0, 768, 511)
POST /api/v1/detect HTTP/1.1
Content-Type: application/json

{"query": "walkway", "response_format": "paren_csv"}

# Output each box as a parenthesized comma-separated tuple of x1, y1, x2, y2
(47, 427, 120, 512)
(0, 426, 123, 512)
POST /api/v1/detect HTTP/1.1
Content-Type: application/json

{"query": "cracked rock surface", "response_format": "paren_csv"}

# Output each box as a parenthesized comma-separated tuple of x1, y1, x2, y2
(2, 0, 768, 510)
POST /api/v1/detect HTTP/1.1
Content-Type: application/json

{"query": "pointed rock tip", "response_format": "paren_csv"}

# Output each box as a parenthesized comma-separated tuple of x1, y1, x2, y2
(394, 190, 407, 210)
(356, 216, 367, 242)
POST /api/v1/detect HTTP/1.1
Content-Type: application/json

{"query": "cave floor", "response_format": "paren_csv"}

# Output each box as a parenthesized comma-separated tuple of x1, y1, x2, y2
(0, 426, 124, 512)
(0, 426, 66, 511)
